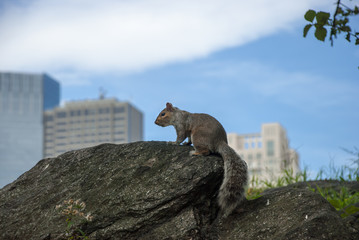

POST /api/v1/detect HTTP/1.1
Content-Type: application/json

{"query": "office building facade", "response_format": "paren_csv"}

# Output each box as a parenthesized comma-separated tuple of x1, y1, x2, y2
(44, 98, 143, 158)
(0, 72, 60, 187)
(228, 123, 299, 183)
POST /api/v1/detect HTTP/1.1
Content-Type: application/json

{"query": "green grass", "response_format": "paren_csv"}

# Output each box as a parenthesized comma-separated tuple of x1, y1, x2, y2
(246, 147, 359, 218)
(247, 168, 309, 200)
(309, 185, 359, 218)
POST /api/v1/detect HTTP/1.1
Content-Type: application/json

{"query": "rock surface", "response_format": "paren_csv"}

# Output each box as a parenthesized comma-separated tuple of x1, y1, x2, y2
(0, 141, 358, 239)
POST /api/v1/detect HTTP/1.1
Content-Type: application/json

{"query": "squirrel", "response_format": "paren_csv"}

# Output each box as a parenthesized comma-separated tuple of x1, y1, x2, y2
(155, 102, 248, 217)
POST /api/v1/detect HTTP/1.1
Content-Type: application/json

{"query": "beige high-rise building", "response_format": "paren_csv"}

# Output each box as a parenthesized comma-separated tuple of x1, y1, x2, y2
(44, 98, 143, 158)
(228, 123, 299, 183)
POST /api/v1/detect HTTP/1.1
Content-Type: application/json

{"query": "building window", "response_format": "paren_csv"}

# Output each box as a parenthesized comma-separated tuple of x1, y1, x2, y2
(57, 111, 66, 118)
(267, 140, 274, 157)
(244, 142, 249, 149)
(251, 142, 256, 148)
(256, 153, 262, 160)
(114, 107, 125, 113)
(248, 154, 253, 160)
(257, 141, 262, 148)
(45, 115, 54, 121)
(114, 117, 125, 121)
(84, 109, 96, 115)
(99, 108, 110, 114)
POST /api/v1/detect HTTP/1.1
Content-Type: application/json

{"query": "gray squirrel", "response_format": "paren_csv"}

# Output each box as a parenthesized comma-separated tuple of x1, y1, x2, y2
(155, 102, 248, 217)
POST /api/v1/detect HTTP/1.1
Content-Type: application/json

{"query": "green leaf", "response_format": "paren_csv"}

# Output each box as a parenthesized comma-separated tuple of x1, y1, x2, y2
(303, 24, 312, 37)
(304, 10, 316, 22)
(337, 7, 344, 15)
(341, 205, 359, 218)
(67, 221, 73, 229)
(354, 6, 359, 15)
(346, 33, 351, 42)
(316, 11, 330, 25)
(314, 26, 327, 41)
(328, 198, 341, 210)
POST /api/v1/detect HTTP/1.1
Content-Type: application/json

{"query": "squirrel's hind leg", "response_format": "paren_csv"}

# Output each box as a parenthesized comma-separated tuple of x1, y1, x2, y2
(190, 146, 210, 156)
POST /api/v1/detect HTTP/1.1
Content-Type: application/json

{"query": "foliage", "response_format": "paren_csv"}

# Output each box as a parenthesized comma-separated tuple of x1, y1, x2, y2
(315, 160, 359, 181)
(303, 0, 359, 45)
(309, 185, 359, 218)
(315, 147, 359, 181)
(246, 168, 309, 200)
(56, 199, 93, 240)
(246, 147, 359, 218)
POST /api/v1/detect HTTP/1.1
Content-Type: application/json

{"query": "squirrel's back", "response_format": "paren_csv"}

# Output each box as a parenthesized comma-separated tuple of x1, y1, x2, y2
(188, 113, 228, 151)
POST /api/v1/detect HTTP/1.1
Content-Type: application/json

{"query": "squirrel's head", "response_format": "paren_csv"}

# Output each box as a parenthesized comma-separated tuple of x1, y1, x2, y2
(154, 102, 176, 127)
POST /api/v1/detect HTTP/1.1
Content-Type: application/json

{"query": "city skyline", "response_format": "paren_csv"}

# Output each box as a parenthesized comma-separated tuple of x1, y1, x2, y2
(0, 0, 358, 184)
(0, 72, 144, 187)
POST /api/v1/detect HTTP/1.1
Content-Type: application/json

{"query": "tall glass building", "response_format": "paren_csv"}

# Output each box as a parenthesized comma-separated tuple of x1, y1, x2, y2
(0, 72, 60, 187)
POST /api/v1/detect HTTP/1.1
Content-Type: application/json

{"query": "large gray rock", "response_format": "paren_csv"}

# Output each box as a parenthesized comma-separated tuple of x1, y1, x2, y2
(0, 141, 358, 239)
(219, 186, 357, 239)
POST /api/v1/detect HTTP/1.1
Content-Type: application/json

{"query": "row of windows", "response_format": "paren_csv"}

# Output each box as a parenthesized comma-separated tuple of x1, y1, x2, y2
(0, 77, 40, 93)
(56, 119, 111, 124)
(114, 138, 126, 142)
(52, 107, 126, 119)
(46, 139, 116, 147)
(45, 119, 125, 126)
(46, 131, 125, 140)
(45, 115, 125, 122)
(247, 153, 262, 161)
(1, 96, 42, 113)
(244, 141, 262, 149)
(66, 124, 110, 130)
(243, 140, 275, 157)
(53, 126, 123, 132)
(46, 125, 125, 132)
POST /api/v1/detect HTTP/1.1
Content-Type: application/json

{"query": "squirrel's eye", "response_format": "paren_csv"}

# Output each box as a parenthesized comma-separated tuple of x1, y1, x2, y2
(161, 113, 165, 116)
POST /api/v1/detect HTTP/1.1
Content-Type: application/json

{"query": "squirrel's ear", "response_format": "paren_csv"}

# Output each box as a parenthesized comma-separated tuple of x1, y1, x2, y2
(166, 102, 174, 111)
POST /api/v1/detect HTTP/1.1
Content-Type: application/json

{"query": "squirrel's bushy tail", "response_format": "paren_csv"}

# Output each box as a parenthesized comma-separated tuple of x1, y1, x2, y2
(217, 142, 248, 217)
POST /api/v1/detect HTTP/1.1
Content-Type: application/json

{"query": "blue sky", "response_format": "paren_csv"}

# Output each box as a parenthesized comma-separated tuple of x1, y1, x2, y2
(0, 0, 358, 181)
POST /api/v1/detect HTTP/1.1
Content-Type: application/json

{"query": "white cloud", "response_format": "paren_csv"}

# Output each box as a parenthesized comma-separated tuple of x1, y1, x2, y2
(51, 71, 93, 86)
(0, 0, 329, 73)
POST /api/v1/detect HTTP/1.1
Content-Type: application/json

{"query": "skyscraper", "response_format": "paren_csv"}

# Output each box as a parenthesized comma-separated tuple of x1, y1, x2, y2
(228, 123, 299, 184)
(43, 98, 143, 158)
(0, 72, 60, 187)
